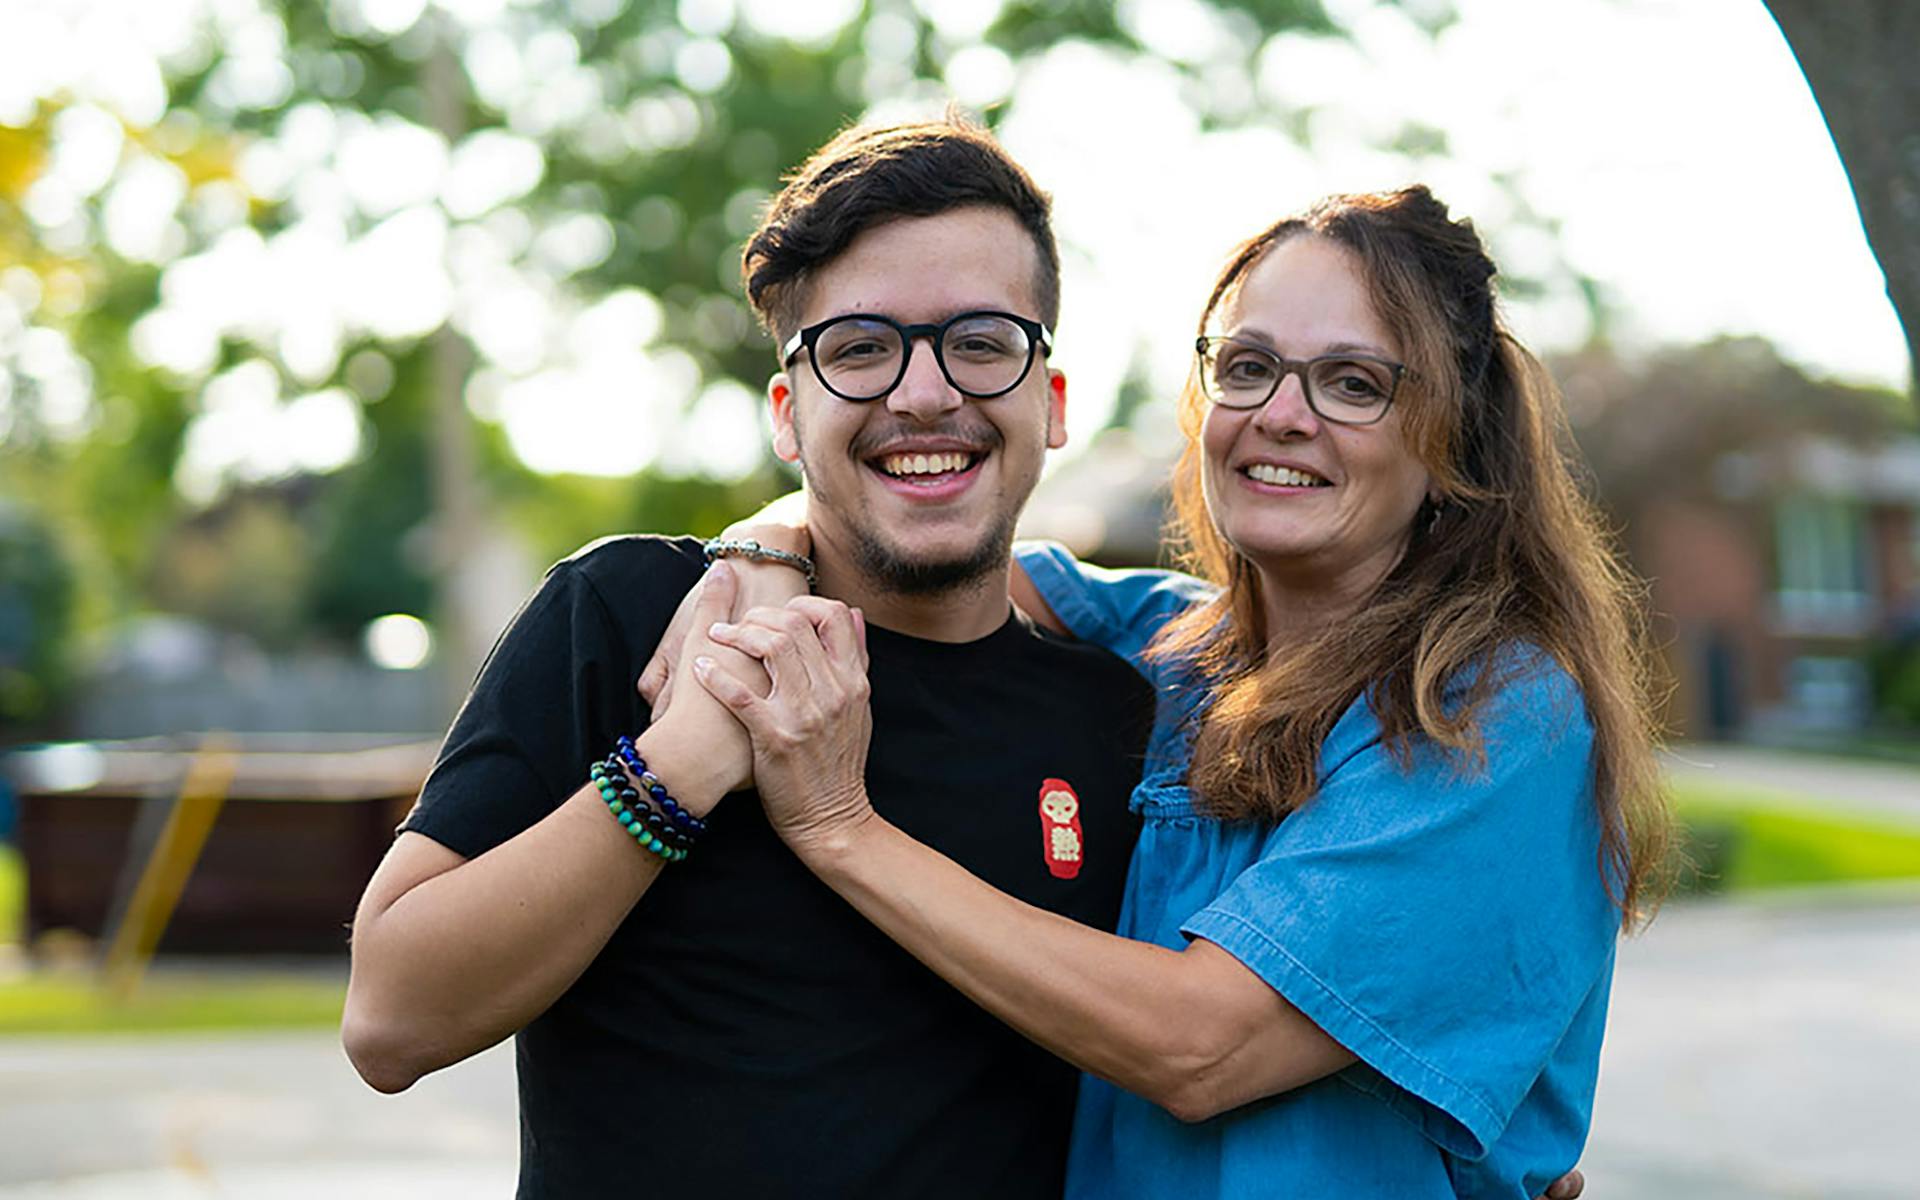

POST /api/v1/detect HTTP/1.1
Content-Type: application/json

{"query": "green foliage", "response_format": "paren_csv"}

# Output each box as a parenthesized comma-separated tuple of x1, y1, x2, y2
(0, 503, 77, 731)
(302, 344, 439, 640)
(5, 0, 1472, 674)
(145, 488, 319, 649)
(1866, 633, 1920, 729)
(1670, 780, 1920, 894)
(498, 463, 795, 570)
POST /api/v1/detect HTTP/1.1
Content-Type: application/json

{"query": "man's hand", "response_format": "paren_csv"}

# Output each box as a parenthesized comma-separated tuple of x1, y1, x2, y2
(638, 520, 809, 716)
(1540, 1168, 1583, 1199)
(694, 596, 875, 856)
(644, 562, 763, 796)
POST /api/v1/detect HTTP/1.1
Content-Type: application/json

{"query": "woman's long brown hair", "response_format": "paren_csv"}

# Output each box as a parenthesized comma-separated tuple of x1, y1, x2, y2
(1152, 186, 1673, 929)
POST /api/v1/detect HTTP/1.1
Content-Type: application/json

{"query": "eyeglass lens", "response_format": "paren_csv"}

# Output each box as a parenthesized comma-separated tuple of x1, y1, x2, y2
(1202, 342, 1396, 422)
(813, 314, 1036, 399)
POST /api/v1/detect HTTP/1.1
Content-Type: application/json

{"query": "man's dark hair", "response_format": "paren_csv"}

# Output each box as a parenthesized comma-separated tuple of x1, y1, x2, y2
(741, 113, 1060, 346)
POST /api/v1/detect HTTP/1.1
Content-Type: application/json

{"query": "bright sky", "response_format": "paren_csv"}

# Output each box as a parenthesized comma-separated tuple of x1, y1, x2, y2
(1003, 0, 1908, 446)
(0, 0, 1907, 495)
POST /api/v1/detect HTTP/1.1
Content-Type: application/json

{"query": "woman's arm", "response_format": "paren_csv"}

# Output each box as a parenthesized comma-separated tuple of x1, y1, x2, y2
(810, 812, 1353, 1121)
(1008, 555, 1069, 634)
(695, 597, 1354, 1122)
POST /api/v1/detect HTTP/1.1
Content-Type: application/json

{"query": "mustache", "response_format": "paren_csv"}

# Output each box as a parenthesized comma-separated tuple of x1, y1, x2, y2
(850, 422, 1004, 459)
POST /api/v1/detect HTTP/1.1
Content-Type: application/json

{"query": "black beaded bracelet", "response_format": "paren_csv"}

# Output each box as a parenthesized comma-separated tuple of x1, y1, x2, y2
(610, 755, 699, 847)
(592, 749, 689, 862)
(616, 735, 708, 840)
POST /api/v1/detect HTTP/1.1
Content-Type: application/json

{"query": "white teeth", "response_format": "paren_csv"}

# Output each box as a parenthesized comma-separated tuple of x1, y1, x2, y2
(880, 451, 973, 476)
(1246, 463, 1328, 487)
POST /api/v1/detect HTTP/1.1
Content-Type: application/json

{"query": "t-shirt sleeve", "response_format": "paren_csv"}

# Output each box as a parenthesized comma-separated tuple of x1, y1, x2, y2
(1012, 540, 1214, 680)
(398, 558, 641, 860)
(1179, 657, 1619, 1159)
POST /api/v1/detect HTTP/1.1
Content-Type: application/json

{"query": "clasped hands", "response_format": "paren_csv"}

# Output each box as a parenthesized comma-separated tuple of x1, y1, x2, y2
(640, 560, 876, 855)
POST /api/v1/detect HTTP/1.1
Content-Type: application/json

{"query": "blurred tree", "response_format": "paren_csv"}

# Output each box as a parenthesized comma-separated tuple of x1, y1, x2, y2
(146, 484, 315, 648)
(0, 501, 77, 738)
(1557, 335, 1908, 557)
(1763, 1, 1920, 408)
(5, 0, 1483, 695)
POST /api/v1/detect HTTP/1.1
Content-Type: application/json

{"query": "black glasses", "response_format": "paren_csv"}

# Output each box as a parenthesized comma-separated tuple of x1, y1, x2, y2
(782, 311, 1052, 402)
(1195, 336, 1405, 426)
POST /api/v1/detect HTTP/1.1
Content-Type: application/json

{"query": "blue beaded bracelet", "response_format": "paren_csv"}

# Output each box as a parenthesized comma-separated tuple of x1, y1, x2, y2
(592, 754, 688, 862)
(621, 767, 695, 852)
(608, 755, 697, 852)
(616, 735, 707, 840)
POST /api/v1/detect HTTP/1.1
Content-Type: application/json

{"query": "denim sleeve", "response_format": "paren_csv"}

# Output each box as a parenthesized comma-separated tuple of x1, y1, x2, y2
(1180, 659, 1620, 1160)
(1013, 540, 1214, 682)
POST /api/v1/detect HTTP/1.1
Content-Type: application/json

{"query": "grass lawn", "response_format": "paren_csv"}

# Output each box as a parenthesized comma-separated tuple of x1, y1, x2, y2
(0, 842, 19, 946)
(1669, 779, 1920, 893)
(0, 972, 345, 1035)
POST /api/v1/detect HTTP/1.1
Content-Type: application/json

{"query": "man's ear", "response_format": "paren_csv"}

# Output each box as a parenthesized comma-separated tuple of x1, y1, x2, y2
(768, 372, 800, 463)
(1045, 369, 1068, 450)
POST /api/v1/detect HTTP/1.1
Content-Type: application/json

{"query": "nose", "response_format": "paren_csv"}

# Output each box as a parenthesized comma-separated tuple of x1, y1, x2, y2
(885, 333, 965, 422)
(1250, 368, 1320, 440)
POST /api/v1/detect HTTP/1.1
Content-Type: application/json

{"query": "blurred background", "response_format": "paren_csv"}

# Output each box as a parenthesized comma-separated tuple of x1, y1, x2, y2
(1, 0, 1916, 1196)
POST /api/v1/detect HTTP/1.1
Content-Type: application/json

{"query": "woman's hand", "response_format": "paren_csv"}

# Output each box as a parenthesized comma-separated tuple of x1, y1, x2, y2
(693, 597, 875, 857)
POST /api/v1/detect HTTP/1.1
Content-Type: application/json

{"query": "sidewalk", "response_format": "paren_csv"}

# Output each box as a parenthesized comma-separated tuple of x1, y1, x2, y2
(0, 1030, 516, 1195)
(1664, 742, 1920, 825)
(1582, 887, 1920, 1198)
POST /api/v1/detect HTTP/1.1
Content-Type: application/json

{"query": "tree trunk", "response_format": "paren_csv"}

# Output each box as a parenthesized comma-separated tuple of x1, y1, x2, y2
(423, 21, 490, 697)
(1763, 0, 1920, 405)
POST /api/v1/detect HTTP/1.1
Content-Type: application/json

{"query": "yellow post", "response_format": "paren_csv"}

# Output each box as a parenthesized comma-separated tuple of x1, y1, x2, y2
(101, 734, 237, 1001)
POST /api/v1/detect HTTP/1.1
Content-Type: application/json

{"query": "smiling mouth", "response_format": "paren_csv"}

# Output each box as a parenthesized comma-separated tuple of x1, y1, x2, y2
(1243, 463, 1331, 487)
(871, 450, 986, 482)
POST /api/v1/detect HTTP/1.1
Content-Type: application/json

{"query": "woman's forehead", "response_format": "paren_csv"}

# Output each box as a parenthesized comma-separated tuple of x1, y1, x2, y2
(1220, 238, 1397, 358)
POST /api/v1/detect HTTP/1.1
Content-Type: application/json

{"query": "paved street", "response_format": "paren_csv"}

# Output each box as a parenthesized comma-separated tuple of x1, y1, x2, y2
(0, 1027, 517, 1196)
(1664, 743, 1920, 824)
(1583, 887, 1920, 1198)
(4, 887, 1917, 1197)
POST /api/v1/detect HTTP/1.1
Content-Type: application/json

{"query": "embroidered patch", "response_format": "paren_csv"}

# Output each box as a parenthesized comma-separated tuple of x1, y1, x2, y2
(1038, 777, 1084, 880)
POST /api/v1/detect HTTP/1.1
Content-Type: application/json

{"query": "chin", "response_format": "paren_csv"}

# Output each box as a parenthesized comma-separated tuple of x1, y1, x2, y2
(852, 524, 1014, 597)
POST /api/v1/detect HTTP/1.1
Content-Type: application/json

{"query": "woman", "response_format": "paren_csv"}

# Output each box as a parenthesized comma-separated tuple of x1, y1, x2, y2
(689, 186, 1669, 1197)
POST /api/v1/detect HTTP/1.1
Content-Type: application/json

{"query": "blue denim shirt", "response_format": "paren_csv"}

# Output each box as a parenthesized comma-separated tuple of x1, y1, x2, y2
(1016, 542, 1618, 1199)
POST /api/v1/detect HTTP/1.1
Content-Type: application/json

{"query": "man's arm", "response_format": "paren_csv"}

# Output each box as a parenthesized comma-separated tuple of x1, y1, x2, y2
(341, 565, 750, 1092)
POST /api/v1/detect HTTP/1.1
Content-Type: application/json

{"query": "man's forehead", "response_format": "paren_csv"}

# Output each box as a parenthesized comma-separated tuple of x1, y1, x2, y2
(795, 207, 1044, 327)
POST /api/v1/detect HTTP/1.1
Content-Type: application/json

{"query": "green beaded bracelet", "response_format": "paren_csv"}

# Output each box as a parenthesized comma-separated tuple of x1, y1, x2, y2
(591, 759, 687, 863)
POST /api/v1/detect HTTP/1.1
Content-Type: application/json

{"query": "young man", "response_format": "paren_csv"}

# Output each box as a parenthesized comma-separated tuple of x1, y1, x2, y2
(342, 117, 1156, 1199)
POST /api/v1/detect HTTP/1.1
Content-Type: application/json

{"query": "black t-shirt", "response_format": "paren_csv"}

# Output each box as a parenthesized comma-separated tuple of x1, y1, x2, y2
(401, 536, 1153, 1200)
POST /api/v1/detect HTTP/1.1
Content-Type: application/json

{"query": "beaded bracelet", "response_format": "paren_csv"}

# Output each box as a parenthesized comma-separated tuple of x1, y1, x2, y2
(616, 735, 708, 841)
(599, 757, 691, 852)
(591, 751, 689, 862)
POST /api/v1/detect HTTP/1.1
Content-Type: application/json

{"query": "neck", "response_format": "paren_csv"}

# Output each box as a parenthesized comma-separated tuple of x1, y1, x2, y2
(1254, 545, 1405, 649)
(811, 535, 1013, 643)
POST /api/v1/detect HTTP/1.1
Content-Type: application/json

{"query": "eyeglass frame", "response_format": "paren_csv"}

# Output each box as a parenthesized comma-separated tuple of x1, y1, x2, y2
(1193, 335, 1408, 426)
(781, 310, 1054, 402)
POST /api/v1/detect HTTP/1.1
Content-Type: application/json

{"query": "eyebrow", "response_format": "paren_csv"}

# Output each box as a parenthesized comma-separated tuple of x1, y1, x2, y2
(1224, 329, 1396, 359)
